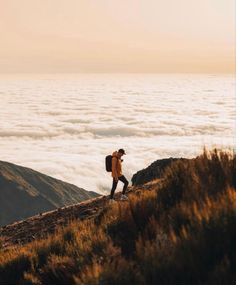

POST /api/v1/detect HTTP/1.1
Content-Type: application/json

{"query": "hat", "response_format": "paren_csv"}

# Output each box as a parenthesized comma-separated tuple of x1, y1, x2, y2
(118, 148, 126, 155)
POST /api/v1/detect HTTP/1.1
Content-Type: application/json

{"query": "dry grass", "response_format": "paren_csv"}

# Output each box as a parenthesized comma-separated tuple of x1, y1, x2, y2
(0, 148, 235, 285)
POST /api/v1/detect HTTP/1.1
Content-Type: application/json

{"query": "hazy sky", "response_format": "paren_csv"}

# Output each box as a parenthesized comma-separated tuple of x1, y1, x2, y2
(0, 0, 235, 73)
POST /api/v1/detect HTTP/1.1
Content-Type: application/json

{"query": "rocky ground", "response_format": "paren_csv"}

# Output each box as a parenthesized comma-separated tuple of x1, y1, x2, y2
(0, 156, 171, 250)
(0, 195, 105, 249)
(0, 180, 161, 250)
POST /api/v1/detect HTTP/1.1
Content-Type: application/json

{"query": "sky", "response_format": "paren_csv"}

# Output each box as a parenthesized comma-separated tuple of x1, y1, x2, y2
(0, 0, 235, 73)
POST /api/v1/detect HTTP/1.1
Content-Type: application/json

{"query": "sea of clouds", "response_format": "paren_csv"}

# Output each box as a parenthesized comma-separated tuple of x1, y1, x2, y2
(0, 73, 235, 194)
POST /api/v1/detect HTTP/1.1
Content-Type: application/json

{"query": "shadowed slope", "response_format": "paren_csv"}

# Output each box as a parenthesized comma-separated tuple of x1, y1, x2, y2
(0, 161, 99, 226)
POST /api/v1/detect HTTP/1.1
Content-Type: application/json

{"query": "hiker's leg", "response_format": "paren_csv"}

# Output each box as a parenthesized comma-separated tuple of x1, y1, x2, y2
(110, 178, 118, 199)
(118, 175, 129, 194)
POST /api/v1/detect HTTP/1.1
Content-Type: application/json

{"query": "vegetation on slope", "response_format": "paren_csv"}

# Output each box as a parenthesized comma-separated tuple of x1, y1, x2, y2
(0, 149, 235, 285)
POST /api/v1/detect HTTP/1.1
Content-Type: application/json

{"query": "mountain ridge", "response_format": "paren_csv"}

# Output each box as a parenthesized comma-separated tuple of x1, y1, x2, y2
(0, 160, 99, 226)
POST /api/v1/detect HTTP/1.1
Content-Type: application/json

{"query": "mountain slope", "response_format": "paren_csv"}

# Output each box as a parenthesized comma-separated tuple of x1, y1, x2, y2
(0, 160, 99, 226)
(0, 195, 107, 249)
(0, 182, 156, 250)
(0, 150, 235, 285)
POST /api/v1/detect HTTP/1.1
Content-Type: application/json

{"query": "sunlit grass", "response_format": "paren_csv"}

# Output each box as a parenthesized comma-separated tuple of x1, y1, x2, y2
(0, 149, 235, 285)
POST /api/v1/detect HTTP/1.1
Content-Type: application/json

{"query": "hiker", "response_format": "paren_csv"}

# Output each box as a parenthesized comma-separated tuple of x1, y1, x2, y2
(109, 148, 129, 201)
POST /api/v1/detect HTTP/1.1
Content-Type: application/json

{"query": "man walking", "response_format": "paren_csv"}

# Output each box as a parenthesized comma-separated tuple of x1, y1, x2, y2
(110, 148, 129, 201)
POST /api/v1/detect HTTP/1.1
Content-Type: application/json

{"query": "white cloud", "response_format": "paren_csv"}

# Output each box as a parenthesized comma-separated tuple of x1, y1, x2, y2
(0, 74, 235, 193)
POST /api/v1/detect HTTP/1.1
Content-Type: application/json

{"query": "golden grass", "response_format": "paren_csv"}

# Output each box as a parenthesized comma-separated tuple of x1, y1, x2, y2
(0, 149, 235, 285)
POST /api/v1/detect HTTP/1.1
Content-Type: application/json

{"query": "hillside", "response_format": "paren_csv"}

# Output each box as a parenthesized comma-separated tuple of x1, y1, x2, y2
(131, 157, 188, 186)
(0, 149, 235, 285)
(0, 195, 107, 249)
(0, 181, 158, 250)
(0, 160, 99, 226)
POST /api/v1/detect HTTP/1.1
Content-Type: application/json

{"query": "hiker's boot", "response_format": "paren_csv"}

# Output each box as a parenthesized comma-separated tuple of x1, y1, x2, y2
(120, 194, 129, 201)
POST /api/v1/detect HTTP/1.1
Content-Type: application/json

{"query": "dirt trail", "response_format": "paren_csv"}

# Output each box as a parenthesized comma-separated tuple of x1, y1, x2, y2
(0, 181, 160, 250)
(0, 194, 106, 249)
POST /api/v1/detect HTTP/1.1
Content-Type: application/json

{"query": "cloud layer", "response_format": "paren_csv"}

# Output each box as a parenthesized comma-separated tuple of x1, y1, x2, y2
(0, 74, 235, 193)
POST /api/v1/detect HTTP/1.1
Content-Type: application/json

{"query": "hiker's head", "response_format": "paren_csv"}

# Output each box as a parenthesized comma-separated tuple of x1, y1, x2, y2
(117, 148, 126, 158)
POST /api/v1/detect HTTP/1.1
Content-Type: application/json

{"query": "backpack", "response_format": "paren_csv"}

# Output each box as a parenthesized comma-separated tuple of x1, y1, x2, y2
(105, 155, 112, 172)
(105, 155, 113, 172)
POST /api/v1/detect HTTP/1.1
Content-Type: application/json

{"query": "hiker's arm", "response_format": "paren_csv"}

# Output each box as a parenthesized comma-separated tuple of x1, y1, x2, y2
(112, 157, 118, 180)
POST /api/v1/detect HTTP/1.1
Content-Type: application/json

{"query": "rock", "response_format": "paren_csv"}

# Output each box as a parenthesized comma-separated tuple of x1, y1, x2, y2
(131, 158, 188, 186)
